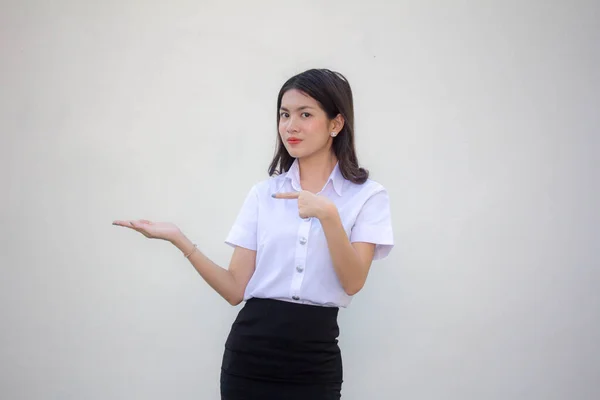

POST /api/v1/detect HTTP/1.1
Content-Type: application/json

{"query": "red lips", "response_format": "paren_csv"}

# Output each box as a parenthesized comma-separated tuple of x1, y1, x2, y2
(287, 138, 302, 144)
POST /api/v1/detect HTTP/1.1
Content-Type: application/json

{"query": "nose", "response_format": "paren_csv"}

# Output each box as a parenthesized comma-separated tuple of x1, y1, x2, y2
(285, 115, 300, 134)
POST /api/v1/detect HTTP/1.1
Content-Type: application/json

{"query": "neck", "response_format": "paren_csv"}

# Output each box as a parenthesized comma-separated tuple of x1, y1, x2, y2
(298, 150, 338, 193)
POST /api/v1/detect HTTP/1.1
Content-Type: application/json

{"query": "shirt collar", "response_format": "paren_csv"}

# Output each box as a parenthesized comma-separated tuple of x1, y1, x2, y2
(285, 158, 344, 196)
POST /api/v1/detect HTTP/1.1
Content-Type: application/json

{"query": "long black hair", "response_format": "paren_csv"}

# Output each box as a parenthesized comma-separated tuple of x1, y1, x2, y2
(268, 68, 369, 184)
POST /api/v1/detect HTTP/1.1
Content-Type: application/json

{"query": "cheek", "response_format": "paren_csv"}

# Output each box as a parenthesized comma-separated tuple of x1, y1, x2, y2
(305, 119, 328, 137)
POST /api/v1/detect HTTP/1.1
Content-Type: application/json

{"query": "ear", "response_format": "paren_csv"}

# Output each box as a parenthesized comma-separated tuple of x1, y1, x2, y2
(330, 114, 345, 135)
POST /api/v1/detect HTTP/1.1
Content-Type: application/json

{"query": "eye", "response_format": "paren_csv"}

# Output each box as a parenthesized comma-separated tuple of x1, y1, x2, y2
(280, 112, 289, 118)
(301, 112, 311, 118)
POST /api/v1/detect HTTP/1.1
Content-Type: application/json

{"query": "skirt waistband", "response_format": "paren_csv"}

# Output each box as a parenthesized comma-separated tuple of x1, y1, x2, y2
(230, 297, 339, 343)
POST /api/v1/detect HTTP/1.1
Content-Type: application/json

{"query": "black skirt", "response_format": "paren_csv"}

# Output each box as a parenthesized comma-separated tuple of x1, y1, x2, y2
(220, 298, 343, 400)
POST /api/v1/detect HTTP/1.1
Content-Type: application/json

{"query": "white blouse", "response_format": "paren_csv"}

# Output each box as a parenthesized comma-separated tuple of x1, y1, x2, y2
(225, 159, 394, 308)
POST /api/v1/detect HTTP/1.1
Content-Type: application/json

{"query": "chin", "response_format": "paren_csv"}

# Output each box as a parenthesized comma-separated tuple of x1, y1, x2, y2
(285, 148, 304, 158)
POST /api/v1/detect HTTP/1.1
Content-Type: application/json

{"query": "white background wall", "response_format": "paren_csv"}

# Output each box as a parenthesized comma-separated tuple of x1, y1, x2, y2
(1, 1, 599, 399)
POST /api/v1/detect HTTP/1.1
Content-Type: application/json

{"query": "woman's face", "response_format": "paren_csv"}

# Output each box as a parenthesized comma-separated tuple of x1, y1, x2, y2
(278, 89, 341, 160)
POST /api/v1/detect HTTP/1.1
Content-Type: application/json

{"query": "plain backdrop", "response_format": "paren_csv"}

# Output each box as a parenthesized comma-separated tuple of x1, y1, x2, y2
(1, 1, 599, 399)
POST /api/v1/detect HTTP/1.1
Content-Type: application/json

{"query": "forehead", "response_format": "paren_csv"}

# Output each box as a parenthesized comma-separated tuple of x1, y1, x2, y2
(280, 89, 320, 109)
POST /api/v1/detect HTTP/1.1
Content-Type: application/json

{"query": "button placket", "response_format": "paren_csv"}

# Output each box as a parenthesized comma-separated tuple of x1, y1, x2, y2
(290, 217, 311, 301)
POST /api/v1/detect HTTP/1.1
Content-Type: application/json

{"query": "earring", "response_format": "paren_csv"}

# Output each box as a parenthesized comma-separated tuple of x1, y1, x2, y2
(330, 132, 337, 137)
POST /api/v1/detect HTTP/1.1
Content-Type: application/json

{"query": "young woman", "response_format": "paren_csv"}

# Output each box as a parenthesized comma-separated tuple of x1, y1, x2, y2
(113, 68, 394, 399)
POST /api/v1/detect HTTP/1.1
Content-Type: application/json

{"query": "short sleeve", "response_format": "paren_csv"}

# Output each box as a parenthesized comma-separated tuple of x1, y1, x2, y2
(225, 185, 259, 251)
(349, 188, 394, 260)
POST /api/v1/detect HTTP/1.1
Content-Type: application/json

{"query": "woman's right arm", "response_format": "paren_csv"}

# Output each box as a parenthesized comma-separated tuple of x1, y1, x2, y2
(172, 232, 256, 306)
(112, 219, 255, 306)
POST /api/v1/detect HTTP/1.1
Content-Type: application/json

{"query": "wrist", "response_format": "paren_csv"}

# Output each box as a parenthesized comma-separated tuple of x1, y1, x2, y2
(171, 231, 191, 251)
(317, 202, 339, 222)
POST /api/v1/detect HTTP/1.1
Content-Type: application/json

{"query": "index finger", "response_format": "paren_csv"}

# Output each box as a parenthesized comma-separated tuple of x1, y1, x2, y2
(112, 220, 132, 226)
(272, 192, 300, 199)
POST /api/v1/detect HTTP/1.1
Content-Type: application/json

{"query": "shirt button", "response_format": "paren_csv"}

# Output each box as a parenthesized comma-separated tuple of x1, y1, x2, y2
(292, 296, 300, 301)
(296, 265, 304, 273)
(299, 237, 307, 245)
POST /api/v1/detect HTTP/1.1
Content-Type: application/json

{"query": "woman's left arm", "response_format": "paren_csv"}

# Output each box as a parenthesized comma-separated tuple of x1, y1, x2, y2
(274, 190, 392, 296)
(318, 206, 375, 295)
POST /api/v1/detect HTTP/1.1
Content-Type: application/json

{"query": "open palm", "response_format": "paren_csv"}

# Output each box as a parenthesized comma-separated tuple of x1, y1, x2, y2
(112, 219, 181, 242)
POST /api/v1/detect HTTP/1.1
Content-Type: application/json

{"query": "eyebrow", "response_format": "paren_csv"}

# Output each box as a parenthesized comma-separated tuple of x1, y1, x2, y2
(279, 106, 315, 112)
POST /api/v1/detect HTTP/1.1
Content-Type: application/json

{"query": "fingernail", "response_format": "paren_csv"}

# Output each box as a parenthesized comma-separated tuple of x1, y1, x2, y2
(271, 193, 276, 198)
